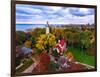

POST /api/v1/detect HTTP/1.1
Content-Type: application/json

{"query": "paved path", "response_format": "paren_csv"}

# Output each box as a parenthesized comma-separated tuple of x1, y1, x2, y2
(22, 63, 36, 73)
(76, 62, 94, 69)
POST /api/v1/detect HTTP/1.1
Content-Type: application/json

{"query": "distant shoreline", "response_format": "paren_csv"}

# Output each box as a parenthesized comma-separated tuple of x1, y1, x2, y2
(16, 24, 95, 32)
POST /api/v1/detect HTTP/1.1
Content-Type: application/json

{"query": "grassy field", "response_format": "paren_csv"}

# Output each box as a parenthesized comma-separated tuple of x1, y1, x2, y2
(68, 47, 95, 66)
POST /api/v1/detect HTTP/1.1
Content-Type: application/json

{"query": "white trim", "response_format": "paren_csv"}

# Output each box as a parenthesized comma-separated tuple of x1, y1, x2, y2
(75, 62, 95, 69)
(16, 63, 23, 70)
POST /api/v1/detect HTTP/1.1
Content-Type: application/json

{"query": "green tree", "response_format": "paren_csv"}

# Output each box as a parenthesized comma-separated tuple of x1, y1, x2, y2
(78, 31, 92, 52)
(16, 31, 26, 45)
(30, 28, 45, 38)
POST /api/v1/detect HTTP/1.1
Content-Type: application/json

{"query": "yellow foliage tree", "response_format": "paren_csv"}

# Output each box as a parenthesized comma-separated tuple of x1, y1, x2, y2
(36, 33, 56, 51)
(24, 40, 32, 48)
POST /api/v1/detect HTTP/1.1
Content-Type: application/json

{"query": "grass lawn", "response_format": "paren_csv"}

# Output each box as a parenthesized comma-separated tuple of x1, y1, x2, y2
(68, 47, 95, 66)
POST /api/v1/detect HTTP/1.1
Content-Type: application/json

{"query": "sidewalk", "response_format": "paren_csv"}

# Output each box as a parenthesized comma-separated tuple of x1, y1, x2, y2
(22, 63, 35, 73)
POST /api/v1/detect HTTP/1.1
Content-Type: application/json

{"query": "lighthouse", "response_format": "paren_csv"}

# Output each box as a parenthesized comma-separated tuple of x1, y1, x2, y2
(46, 21, 49, 34)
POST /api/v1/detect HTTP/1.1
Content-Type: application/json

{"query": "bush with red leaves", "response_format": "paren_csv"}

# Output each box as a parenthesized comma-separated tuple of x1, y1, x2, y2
(32, 51, 50, 72)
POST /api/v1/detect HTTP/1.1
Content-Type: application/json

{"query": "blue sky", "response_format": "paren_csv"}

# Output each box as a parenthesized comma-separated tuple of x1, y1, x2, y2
(16, 4, 95, 24)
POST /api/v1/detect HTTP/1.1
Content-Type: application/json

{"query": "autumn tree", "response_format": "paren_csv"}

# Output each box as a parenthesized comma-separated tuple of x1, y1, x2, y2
(16, 31, 26, 45)
(78, 30, 92, 52)
(36, 33, 56, 52)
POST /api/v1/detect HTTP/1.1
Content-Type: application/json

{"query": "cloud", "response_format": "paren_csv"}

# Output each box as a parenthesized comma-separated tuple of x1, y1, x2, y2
(16, 4, 95, 24)
(69, 8, 94, 17)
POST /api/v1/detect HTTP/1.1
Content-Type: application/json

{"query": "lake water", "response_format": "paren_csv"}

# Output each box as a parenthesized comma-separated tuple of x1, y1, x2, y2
(16, 24, 46, 31)
(16, 24, 63, 31)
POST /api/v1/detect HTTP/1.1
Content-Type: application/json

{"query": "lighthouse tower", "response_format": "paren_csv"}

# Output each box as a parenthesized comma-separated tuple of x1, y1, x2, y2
(46, 21, 49, 34)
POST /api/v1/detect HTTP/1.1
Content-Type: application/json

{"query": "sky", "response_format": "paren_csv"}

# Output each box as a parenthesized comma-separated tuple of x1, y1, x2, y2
(16, 4, 95, 25)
